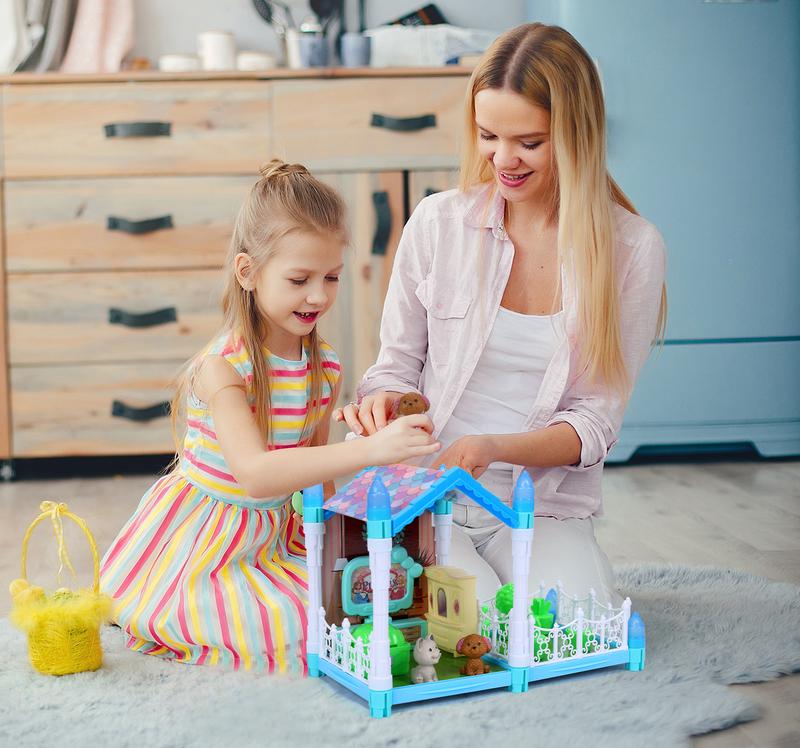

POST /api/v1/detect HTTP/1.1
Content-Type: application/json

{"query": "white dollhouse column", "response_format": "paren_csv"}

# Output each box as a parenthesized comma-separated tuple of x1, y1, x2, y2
(366, 476, 393, 692)
(305, 522, 324, 657)
(301, 485, 325, 662)
(367, 536, 393, 690)
(508, 471, 535, 668)
(433, 497, 453, 566)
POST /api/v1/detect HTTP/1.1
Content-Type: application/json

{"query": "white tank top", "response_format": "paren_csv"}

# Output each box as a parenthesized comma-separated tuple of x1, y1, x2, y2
(436, 305, 565, 504)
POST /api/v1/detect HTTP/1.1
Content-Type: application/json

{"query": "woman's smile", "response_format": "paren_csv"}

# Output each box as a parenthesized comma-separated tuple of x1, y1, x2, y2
(498, 170, 533, 187)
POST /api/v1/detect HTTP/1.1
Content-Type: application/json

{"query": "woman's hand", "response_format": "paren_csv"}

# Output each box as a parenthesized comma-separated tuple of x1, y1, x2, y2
(364, 414, 440, 466)
(333, 391, 403, 436)
(436, 435, 497, 478)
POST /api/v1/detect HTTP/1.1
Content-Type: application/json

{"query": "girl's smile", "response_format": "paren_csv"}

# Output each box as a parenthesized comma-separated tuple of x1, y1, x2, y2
(293, 310, 320, 325)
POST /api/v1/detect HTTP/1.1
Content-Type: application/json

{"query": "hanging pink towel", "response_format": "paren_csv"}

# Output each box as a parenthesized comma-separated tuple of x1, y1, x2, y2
(60, 0, 133, 73)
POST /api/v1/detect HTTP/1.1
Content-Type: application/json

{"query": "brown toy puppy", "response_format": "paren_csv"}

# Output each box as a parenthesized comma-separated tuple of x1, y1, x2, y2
(456, 634, 492, 676)
(391, 392, 430, 419)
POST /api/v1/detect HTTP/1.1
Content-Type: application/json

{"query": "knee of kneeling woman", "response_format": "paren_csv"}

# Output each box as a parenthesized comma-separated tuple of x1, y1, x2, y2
(445, 523, 504, 604)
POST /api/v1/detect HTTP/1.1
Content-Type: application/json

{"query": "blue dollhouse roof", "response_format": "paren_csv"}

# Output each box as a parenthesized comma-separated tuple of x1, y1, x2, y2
(319, 464, 534, 535)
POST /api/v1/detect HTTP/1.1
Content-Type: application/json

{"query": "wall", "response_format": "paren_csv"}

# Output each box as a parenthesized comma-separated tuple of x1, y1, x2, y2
(133, 0, 525, 65)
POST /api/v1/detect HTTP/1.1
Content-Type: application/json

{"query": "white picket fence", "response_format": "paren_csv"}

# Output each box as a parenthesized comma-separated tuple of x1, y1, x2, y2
(318, 607, 371, 683)
(480, 585, 631, 667)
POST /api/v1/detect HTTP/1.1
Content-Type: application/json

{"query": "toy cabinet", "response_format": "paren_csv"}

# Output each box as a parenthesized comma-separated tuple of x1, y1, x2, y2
(0, 70, 467, 466)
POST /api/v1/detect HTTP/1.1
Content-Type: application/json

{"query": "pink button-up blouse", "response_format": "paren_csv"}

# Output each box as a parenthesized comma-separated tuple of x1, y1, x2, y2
(358, 185, 666, 519)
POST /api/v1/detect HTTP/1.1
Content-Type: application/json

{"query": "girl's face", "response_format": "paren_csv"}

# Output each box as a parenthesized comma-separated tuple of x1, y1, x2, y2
(237, 230, 344, 358)
(474, 87, 555, 209)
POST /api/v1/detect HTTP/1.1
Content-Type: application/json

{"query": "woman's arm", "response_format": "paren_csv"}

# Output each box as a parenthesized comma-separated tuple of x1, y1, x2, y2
(436, 423, 581, 476)
(356, 201, 434, 400)
(195, 355, 439, 499)
(548, 224, 667, 469)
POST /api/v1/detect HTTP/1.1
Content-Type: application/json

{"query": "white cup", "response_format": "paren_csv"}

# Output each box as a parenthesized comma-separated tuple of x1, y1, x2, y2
(197, 31, 236, 71)
(284, 28, 303, 70)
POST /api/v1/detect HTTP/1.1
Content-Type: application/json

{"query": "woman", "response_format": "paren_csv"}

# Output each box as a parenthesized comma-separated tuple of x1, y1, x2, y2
(335, 23, 667, 605)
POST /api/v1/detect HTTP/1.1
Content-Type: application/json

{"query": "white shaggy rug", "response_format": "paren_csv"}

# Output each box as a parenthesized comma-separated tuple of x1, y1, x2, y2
(1, 565, 798, 748)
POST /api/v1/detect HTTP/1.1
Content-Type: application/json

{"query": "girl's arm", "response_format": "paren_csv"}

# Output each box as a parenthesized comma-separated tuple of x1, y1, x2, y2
(310, 377, 340, 500)
(195, 355, 439, 499)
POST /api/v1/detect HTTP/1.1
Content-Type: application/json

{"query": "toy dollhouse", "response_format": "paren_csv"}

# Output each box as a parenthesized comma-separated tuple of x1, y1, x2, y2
(302, 464, 645, 718)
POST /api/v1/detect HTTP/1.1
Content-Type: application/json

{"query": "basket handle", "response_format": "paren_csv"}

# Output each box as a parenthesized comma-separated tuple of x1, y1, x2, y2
(20, 502, 101, 594)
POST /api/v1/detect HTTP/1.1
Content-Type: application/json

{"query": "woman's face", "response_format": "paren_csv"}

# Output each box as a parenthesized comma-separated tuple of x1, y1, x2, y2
(474, 87, 555, 208)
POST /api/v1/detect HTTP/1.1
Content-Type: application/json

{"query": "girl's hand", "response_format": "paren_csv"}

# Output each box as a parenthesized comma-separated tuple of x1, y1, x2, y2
(365, 414, 440, 466)
(333, 391, 403, 436)
(437, 435, 497, 479)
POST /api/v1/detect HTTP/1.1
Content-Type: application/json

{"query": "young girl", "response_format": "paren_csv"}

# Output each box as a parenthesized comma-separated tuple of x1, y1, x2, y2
(100, 160, 439, 672)
(335, 24, 667, 606)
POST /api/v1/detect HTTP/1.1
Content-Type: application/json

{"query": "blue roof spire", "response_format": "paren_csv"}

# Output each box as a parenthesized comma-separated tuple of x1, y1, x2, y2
(303, 483, 324, 510)
(366, 475, 392, 538)
(512, 470, 535, 514)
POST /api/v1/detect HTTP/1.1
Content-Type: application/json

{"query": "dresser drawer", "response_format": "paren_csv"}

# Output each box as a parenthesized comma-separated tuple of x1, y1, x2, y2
(5, 176, 252, 272)
(3, 81, 271, 177)
(11, 361, 178, 456)
(7, 269, 222, 364)
(272, 77, 467, 170)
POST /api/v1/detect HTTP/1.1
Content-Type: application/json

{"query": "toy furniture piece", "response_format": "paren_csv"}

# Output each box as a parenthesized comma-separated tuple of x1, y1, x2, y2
(340, 546, 423, 676)
(423, 565, 477, 654)
(302, 464, 646, 718)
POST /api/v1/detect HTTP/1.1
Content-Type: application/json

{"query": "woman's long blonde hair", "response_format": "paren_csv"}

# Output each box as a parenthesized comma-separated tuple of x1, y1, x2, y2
(461, 23, 667, 393)
(171, 159, 347, 455)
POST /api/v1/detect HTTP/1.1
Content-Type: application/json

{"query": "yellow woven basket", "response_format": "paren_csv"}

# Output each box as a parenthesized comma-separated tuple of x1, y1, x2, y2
(9, 501, 112, 676)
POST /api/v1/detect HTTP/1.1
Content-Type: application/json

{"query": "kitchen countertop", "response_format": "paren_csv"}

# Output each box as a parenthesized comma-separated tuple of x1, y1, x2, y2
(0, 66, 472, 85)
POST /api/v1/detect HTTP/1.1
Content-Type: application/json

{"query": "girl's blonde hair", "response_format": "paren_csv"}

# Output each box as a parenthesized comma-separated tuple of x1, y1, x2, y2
(461, 23, 667, 393)
(171, 159, 347, 456)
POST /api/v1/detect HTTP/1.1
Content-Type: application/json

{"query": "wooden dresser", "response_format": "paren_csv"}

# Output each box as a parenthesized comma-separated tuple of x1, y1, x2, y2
(0, 69, 467, 469)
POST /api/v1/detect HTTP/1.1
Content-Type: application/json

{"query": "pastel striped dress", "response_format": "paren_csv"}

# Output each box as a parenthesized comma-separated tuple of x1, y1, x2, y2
(100, 331, 340, 672)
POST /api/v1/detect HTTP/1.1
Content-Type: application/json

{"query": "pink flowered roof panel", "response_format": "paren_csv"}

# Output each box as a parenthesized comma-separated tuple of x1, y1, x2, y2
(324, 464, 446, 522)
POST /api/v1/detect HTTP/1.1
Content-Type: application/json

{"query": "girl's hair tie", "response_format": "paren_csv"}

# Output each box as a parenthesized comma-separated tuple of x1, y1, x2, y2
(259, 159, 310, 181)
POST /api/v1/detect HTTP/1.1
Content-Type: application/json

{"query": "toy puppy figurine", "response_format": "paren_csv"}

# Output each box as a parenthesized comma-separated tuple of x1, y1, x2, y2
(391, 392, 430, 419)
(410, 633, 441, 683)
(456, 634, 492, 676)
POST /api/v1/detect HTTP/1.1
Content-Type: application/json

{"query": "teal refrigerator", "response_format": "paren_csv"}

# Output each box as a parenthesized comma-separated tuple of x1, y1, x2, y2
(526, 0, 800, 460)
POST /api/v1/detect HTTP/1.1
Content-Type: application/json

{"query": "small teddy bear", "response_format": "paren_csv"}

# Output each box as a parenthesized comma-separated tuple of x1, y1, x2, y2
(391, 392, 430, 419)
(456, 633, 492, 676)
(410, 633, 441, 683)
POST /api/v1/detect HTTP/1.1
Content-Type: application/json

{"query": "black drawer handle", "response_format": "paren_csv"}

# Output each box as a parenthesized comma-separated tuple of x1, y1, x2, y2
(111, 400, 171, 422)
(103, 121, 172, 138)
(108, 307, 177, 328)
(371, 191, 391, 256)
(107, 215, 174, 235)
(370, 113, 436, 132)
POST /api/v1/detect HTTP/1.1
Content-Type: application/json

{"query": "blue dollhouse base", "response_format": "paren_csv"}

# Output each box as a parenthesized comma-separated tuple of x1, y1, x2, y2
(311, 642, 646, 717)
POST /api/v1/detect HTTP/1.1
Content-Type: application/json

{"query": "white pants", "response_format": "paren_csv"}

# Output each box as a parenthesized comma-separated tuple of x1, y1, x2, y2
(447, 503, 621, 607)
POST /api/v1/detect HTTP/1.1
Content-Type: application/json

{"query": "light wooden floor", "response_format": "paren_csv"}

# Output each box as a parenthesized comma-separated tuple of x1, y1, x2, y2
(1, 459, 798, 746)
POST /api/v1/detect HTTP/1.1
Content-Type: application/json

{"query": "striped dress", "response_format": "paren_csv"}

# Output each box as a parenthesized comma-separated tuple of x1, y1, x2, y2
(99, 331, 340, 672)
